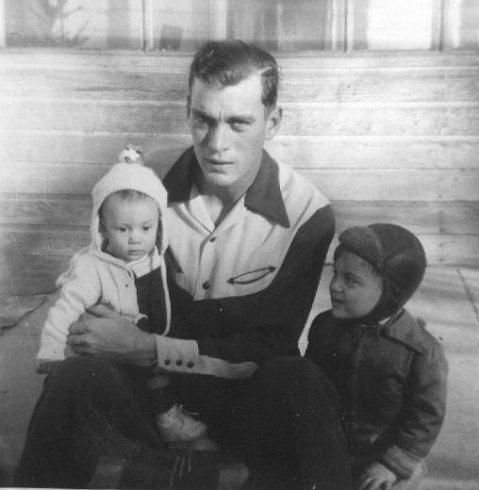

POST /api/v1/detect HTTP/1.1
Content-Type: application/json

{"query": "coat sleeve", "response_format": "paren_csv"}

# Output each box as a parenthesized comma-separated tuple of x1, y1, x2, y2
(380, 340, 448, 479)
(36, 254, 102, 372)
(154, 207, 335, 379)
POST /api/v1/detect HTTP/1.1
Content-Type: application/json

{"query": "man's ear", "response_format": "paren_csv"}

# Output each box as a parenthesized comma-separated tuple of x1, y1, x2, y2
(265, 106, 282, 140)
(99, 218, 106, 236)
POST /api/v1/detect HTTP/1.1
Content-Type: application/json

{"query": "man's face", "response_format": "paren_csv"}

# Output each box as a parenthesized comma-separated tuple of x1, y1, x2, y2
(187, 74, 281, 195)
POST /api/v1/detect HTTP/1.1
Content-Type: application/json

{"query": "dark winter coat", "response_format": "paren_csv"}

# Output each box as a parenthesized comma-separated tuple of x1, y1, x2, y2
(306, 309, 448, 479)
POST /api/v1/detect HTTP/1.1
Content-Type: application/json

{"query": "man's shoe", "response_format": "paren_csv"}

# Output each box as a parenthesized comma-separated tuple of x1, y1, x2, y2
(156, 404, 208, 442)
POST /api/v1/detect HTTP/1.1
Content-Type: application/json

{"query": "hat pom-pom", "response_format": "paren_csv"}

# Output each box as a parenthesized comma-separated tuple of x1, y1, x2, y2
(119, 144, 144, 164)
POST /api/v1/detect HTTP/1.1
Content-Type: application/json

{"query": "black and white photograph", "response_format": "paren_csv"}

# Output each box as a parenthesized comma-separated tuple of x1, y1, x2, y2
(0, 1, 478, 489)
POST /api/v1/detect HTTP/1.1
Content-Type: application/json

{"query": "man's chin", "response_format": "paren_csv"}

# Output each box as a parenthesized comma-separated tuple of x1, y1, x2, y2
(203, 172, 235, 189)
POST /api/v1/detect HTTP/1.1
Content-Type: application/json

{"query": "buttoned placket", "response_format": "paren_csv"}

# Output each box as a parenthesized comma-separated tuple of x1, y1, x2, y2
(350, 326, 367, 433)
(188, 188, 248, 299)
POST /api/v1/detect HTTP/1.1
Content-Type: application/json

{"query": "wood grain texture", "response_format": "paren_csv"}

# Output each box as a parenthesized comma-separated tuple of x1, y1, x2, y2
(1, 196, 478, 235)
(1, 232, 478, 298)
(3, 99, 479, 136)
(0, 194, 479, 235)
(2, 132, 478, 169)
(0, 50, 478, 268)
(3, 65, 479, 103)
(1, 163, 477, 201)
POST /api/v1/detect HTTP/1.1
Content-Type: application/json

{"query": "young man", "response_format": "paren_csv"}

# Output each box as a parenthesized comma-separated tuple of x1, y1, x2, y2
(15, 41, 351, 489)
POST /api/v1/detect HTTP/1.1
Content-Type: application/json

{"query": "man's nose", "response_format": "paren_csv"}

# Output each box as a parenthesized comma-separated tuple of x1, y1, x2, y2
(207, 124, 229, 151)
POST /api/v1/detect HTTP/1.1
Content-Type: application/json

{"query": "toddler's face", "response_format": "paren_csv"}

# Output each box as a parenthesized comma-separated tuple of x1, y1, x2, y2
(329, 250, 383, 320)
(101, 194, 159, 262)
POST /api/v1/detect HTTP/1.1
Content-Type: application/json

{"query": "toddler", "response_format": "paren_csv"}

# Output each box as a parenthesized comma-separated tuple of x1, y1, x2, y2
(306, 223, 448, 490)
(37, 146, 207, 443)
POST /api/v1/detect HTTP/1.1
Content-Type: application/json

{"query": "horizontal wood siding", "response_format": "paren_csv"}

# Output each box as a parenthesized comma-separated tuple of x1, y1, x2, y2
(0, 50, 478, 301)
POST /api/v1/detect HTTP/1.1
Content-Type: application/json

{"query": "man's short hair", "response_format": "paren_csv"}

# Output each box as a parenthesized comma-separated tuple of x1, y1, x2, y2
(188, 40, 279, 109)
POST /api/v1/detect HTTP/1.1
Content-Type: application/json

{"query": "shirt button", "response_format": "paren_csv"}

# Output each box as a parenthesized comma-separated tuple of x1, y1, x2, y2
(176, 359, 183, 366)
(218, 306, 224, 313)
(202, 281, 210, 290)
(187, 361, 194, 368)
(209, 236, 216, 243)
(164, 359, 171, 366)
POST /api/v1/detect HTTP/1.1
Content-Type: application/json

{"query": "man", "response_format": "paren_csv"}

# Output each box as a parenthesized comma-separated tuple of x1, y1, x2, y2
(15, 41, 352, 489)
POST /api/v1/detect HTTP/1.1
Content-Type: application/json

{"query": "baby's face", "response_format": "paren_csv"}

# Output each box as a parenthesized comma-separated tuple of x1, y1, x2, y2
(101, 194, 159, 262)
(329, 250, 383, 320)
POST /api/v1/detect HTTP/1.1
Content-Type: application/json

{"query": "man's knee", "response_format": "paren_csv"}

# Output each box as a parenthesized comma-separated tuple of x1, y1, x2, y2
(44, 357, 132, 408)
(256, 356, 336, 395)
(47, 357, 113, 385)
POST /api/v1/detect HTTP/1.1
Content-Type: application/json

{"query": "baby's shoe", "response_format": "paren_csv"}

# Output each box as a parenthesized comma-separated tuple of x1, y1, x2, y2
(156, 404, 208, 442)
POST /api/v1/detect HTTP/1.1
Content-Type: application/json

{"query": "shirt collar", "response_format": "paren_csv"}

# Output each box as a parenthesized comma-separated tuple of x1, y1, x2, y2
(164, 147, 290, 228)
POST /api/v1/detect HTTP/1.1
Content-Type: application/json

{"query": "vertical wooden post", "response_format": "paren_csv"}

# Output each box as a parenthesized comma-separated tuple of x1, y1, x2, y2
(432, 0, 447, 50)
(0, 0, 6, 48)
(331, 0, 347, 51)
(142, 0, 154, 52)
(345, 0, 354, 52)
(209, 0, 228, 40)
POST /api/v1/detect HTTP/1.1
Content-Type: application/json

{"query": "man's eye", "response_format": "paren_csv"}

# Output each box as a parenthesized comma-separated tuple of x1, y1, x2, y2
(118, 227, 127, 232)
(231, 121, 248, 131)
(143, 226, 152, 231)
(193, 114, 210, 126)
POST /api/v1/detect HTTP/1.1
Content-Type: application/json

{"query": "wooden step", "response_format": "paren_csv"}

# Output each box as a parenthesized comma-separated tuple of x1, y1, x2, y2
(2, 98, 479, 136)
(2, 196, 478, 236)
(1, 162, 477, 201)
(2, 65, 479, 103)
(2, 132, 478, 169)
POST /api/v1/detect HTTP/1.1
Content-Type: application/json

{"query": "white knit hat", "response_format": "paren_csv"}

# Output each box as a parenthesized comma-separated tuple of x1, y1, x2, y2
(91, 146, 168, 250)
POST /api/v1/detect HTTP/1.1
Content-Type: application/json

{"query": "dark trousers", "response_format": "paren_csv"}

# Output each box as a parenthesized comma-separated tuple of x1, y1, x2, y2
(14, 356, 352, 490)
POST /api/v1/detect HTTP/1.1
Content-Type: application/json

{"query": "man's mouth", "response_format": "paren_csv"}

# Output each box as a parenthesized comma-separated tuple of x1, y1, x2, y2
(205, 158, 232, 166)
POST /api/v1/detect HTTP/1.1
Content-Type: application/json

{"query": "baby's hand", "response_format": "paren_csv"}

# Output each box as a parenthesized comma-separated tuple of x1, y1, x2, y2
(357, 462, 397, 490)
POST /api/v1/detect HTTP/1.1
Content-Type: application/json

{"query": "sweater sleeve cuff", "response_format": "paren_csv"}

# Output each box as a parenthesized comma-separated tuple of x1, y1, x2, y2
(154, 335, 199, 373)
(380, 444, 422, 479)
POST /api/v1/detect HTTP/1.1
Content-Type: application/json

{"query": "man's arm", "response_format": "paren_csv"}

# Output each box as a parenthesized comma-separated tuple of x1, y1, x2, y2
(68, 207, 334, 376)
(67, 305, 157, 366)
(153, 206, 335, 378)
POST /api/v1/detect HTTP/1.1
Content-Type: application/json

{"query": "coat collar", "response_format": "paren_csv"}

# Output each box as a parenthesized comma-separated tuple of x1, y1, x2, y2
(163, 147, 290, 228)
(342, 309, 429, 354)
(381, 309, 430, 354)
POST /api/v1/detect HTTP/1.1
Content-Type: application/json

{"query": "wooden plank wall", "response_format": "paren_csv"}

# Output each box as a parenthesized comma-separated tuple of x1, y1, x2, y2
(0, 50, 478, 303)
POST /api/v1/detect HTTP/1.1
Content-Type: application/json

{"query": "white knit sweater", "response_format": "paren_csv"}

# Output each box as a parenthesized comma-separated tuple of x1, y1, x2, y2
(36, 246, 167, 370)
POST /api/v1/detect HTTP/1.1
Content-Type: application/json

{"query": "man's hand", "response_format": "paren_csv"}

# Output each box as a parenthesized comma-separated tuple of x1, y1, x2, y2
(67, 305, 156, 366)
(357, 462, 398, 490)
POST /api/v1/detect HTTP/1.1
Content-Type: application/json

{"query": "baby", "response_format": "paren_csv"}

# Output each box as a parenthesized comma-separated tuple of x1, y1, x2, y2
(306, 223, 448, 490)
(37, 146, 207, 443)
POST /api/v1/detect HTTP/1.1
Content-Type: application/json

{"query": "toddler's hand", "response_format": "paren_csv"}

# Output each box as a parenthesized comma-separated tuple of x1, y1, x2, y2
(357, 462, 397, 490)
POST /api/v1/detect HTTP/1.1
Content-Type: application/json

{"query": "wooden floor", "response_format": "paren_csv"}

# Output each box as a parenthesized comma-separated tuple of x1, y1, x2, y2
(1, 265, 478, 489)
